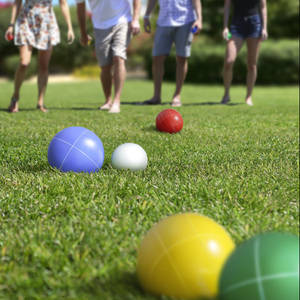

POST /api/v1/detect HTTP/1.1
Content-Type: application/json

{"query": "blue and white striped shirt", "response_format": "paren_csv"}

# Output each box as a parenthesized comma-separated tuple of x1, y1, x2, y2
(157, 0, 197, 27)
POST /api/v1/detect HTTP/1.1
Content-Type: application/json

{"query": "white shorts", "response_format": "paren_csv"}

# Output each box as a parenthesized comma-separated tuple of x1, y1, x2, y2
(94, 22, 131, 67)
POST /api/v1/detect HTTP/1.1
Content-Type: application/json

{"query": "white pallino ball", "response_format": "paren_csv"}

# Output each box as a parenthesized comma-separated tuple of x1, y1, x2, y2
(111, 143, 148, 171)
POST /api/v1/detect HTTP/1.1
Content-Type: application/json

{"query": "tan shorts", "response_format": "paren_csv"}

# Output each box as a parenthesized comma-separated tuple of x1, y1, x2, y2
(94, 22, 131, 67)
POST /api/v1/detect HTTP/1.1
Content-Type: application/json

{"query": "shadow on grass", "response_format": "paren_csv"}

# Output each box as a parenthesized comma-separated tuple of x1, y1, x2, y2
(5, 157, 113, 174)
(78, 272, 157, 299)
(0, 107, 48, 113)
(81, 272, 217, 300)
(0, 107, 99, 113)
(10, 161, 51, 173)
(50, 107, 98, 111)
(0, 102, 241, 113)
(22, 107, 98, 111)
(142, 125, 157, 133)
(122, 101, 169, 106)
(182, 102, 241, 106)
(121, 101, 241, 107)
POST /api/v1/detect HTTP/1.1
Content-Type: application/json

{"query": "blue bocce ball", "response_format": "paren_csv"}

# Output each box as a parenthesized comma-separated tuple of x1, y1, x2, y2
(48, 127, 104, 173)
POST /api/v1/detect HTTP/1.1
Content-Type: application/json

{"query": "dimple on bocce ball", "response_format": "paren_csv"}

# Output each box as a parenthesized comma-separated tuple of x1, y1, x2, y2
(156, 109, 183, 133)
(137, 213, 235, 299)
(219, 232, 299, 300)
(111, 143, 147, 171)
(48, 126, 104, 173)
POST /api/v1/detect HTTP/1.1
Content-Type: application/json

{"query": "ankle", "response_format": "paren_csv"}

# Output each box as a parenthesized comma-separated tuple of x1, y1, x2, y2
(112, 99, 120, 105)
(12, 93, 19, 100)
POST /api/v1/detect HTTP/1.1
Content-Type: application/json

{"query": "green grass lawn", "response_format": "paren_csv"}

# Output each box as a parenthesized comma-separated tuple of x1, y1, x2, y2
(0, 80, 299, 299)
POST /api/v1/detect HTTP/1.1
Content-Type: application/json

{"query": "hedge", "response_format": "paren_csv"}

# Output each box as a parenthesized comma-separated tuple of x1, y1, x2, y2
(0, 6, 95, 76)
(2, 54, 37, 79)
(0, 4, 299, 84)
(202, 0, 299, 40)
(144, 39, 299, 85)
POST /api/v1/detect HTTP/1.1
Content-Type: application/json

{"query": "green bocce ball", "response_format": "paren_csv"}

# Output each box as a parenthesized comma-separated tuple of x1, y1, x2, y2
(219, 232, 299, 300)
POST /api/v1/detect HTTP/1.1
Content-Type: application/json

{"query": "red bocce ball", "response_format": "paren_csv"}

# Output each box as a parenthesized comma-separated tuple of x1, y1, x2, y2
(156, 109, 183, 133)
(7, 33, 14, 41)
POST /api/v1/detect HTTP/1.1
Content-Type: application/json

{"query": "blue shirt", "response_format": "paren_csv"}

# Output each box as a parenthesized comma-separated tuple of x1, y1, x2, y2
(157, 0, 197, 27)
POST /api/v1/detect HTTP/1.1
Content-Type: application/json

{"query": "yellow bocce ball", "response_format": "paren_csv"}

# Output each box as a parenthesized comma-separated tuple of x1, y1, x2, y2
(137, 213, 235, 299)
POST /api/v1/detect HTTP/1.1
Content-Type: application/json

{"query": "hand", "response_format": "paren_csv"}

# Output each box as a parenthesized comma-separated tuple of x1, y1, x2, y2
(261, 29, 268, 41)
(80, 33, 92, 46)
(5, 26, 14, 41)
(143, 17, 151, 34)
(191, 19, 202, 35)
(130, 19, 140, 36)
(67, 28, 75, 44)
(223, 27, 230, 41)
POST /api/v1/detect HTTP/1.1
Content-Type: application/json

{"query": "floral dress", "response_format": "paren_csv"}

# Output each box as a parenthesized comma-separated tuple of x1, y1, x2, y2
(15, 0, 60, 50)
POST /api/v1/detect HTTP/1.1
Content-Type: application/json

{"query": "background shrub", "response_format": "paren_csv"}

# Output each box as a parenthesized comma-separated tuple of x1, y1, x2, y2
(2, 54, 37, 79)
(72, 64, 100, 78)
(144, 39, 299, 84)
(202, 0, 299, 40)
(0, 6, 96, 75)
(0, 1, 299, 84)
(50, 6, 95, 72)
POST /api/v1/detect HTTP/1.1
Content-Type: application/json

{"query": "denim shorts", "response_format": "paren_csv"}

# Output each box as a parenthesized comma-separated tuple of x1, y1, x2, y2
(230, 14, 262, 39)
(153, 22, 194, 57)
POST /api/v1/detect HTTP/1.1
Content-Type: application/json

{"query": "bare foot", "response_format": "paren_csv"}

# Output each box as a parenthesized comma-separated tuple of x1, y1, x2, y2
(108, 103, 120, 113)
(221, 95, 230, 104)
(99, 102, 112, 110)
(171, 97, 182, 107)
(8, 97, 19, 113)
(143, 97, 161, 105)
(37, 104, 48, 112)
(245, 97, 253, 106)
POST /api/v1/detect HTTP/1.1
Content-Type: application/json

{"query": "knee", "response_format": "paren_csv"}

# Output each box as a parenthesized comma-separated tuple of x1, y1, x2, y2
(247, 63, 257, 72)
(113, 56, 125, 66)
(224, 58, 235, 70)
(19, 61, 30, 70)
(176, 56, 187, 65)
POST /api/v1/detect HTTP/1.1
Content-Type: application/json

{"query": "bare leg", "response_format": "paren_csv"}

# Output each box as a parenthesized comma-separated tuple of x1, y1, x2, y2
(221, 37, 244, 104)
(171, 56, 188, 107)
(99, 63, 113, 110)
(37, 48, 52, 112)
(245, 38, 261, 106)
(9, 45, 33, 112)
(144, 55, 166, 104)
(109, 56, 126, 113)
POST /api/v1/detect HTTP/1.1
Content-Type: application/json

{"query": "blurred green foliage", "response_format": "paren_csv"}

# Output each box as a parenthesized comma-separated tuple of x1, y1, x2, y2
(2, 54, 37, 79)
(50, 6, 95, 72)
(144, 39, 299, 84)
(202, 0, 299, 39)
(73, 64, 100, 78)
(0, 1, 299, 83)
(0, 6, 95, 75)
(267, 0, 299, 38)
